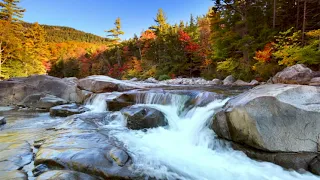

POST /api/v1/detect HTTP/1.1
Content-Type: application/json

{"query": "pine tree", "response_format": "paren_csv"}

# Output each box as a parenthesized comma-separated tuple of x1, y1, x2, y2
(0, 0, 25, 22)
(106, 17, 124, 66)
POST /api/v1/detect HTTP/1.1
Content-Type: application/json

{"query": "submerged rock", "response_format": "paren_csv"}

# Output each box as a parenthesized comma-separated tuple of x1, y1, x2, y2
(272, 64, 313, 85)
(50, 104, 88, 117)
(0, 170, 27, 180)
(122, 106, 167, 130)
(213, 84, 320, 152)
(36, 170, 97, 180)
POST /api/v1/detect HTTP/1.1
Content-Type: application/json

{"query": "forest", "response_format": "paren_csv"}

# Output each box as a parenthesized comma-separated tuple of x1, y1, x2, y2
(0, 0, 320, 81)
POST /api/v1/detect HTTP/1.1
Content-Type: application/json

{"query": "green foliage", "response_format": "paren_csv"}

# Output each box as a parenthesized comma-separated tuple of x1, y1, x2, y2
(158, 74, 170, 81)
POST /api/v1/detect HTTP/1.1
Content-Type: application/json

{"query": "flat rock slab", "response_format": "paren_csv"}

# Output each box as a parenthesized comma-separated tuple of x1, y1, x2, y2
(35, 130, 134, 179)
(36, 170, 98, 180)
(50, 104, 89, 117)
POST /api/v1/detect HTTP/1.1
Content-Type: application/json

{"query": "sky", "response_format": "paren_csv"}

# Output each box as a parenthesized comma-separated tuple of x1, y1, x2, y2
(20, 0, 213, 40)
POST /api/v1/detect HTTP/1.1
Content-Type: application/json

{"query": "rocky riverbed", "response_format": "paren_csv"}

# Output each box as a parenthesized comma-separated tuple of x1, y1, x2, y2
(0, 64, 320, 179)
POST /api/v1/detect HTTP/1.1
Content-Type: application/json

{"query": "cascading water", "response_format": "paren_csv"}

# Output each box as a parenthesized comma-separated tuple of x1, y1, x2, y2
(89, 91, 319, 180)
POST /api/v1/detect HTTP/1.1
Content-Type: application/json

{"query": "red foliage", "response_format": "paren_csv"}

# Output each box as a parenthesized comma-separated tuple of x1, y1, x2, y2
(107, 64, 128, 78)
(254, 43, 274, 63)
(178, 30, 191, 43)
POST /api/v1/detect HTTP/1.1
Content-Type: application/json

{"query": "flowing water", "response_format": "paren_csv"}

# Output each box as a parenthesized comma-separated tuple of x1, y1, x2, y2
(87, 92, 319, 180)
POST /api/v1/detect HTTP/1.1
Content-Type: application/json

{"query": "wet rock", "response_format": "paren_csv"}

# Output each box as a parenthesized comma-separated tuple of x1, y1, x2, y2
(109, 148, 129, 166)
(122, 106, 167, 130)
(223, 75, 236, 85)
(57, 112, 112, 130)
(18, 93, 67, 110)
(233, 80, 251, 86)
(0, 116, 6, 125)
(36, 170, 97, 180)
(213, 84, 320, 152)
(310, 77, 320, 86)
(0, 141, 33, 172)
(33, 164, 49, 177)
(50, 104, 88, 117)
(0, 170, 27, 180)
(78, 75, 141, 93)
(145, 77, 158, 83)
(231, 142, 318, 173)
(309, 156, 320, 175)
(211, 79, 222, 85)
(0, 75, 85, 106)
(272, 64, 313, 85)
(35, 130, 133, 179)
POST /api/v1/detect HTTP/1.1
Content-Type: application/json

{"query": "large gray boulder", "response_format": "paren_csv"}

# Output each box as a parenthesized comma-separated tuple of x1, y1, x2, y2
(0, 75, 86, 106)
(310, 77, 320, 86)
(213, 84, 320, 153)
(78, 75, 142, 93)
(121, 106, 167, 130)
(272, 64, 313, 84)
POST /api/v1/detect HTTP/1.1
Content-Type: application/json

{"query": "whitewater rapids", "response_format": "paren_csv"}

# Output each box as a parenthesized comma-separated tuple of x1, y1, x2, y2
(88, 92, 319, 180)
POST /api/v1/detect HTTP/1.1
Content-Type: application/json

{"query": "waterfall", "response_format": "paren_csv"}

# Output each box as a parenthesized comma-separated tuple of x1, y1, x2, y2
(103, 93, 319, 180)
(84, 93, 108, 112)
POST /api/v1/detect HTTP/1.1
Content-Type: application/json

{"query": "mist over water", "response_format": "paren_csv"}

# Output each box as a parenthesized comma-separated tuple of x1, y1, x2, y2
(88, 92, 319, 180)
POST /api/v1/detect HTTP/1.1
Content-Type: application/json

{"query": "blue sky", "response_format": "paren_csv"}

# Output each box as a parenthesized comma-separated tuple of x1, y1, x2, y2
(20, 0, 213, 40)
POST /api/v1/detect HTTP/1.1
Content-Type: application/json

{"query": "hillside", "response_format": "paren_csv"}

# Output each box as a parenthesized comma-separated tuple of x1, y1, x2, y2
(24, 23, 111, 43)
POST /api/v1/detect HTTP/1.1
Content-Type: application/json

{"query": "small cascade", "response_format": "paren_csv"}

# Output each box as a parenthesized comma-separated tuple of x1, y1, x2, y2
(84, 93, 108, 112)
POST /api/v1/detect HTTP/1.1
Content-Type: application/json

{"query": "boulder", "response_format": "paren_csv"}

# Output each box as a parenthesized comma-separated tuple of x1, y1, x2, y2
(35, 130, 134, 179)
(50, 104, 89, 117)
(213, 84, 320, 152)
(18, 94, 67, 110)
(310, 77, 320, 86)
(233, 80, 251, 86)
(211, 79, 222, 85)
(36, 170, 97, 180)
(249, 80, 260, 86)
(223, 75, 236, 85)
(272, 64, 313, 84)
(78, 75, 141, 93)
(0, 117, 6, 125)
(145, 77, 158, 83)
(121, 106, 167, 130)
(0, 75, 85, 106)
(309, 156, 320, 175)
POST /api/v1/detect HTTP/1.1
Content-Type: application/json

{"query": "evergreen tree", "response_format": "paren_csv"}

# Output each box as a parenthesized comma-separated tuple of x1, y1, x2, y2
(106, 17, 124, 66)
(0, 0, 25, 22)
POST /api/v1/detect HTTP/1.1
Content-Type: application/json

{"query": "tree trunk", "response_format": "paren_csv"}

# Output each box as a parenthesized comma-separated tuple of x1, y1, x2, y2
(302, 0, 307, 44)
(296, 0, 300, 29)
(273, 0, 276, 29)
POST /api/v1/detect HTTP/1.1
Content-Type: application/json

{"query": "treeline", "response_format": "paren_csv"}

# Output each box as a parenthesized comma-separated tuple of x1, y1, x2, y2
(52, 0, 319, 81)
(1, 0, 320, 81)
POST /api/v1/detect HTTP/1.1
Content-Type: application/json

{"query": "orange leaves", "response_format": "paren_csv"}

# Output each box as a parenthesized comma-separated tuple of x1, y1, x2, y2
(178, 30, 191, 43)
(254, 43, 274, 63)
(140, 30, 156, 40)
